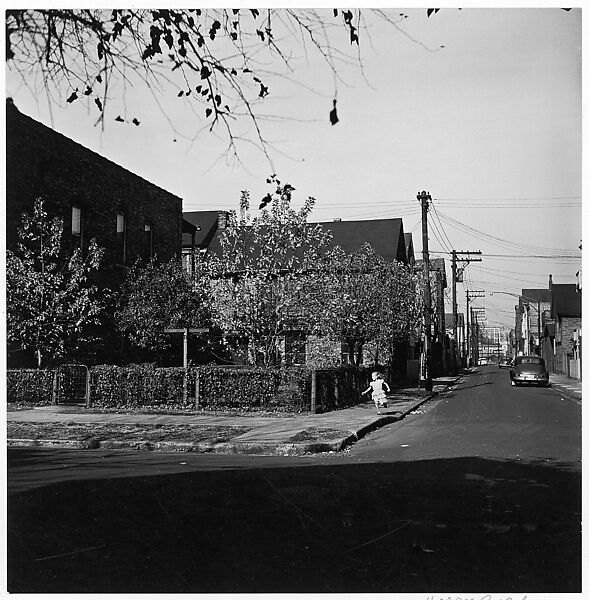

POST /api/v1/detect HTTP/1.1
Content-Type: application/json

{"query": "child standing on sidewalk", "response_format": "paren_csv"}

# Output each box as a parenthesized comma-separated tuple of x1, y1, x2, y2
(361, 371, 391, 414)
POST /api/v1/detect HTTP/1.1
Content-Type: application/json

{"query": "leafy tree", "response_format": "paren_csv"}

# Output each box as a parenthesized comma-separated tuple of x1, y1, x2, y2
(311, 244, 383, 366)
(4, 8, 436, 160)
(6, 197, 105, 367)
(115, 256, 210, 353)
(371, 259, 423, 368)
(309, 244, 421, 368)
(208, 180, 332, 366)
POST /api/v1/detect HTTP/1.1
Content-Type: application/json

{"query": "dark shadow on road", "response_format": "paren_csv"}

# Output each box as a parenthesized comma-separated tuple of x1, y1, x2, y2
(7, 448, 581, 595)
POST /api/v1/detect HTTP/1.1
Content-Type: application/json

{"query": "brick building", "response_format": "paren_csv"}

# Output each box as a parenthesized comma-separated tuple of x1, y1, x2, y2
(550, 282, 582, 378)
(6, 99, 186, 365)
(6, 99, 183, 274)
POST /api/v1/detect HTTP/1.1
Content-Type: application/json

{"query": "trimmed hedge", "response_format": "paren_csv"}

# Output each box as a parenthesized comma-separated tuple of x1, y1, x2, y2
(7, 369, 55, 405)
(315, 367, 372, 412)
(90, 365, 189, 409)
(7, 364, 370, 413)
(194, 366, 309, 412)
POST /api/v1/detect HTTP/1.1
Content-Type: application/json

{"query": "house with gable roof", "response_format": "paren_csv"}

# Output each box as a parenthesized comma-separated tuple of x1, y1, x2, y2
(182, 212, 416, 370)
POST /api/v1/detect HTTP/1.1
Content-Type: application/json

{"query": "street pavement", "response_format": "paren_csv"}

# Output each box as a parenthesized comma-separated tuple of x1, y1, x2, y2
(7, 374, 464, 455)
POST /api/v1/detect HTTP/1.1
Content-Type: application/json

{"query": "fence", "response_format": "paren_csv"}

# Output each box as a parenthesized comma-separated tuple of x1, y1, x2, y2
(7, 364, 373, 413)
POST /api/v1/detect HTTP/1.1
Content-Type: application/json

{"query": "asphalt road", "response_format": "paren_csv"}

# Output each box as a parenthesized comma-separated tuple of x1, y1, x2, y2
(7, 367, 581, 594)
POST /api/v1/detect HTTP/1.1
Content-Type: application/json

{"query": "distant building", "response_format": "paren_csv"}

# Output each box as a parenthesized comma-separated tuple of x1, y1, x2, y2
(517, 288, 552, 355)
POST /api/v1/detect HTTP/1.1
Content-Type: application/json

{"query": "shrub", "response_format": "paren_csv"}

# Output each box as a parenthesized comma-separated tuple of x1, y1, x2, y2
(7, 369, 55, 404)
(193, 366, 309, 412)
(90, 364, 190, 408)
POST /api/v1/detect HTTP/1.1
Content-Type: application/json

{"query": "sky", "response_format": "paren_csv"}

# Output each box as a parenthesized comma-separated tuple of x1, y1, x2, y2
(4, 4, 583, 332)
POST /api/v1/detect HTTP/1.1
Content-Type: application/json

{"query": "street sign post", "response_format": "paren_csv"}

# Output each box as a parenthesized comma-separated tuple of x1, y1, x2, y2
(164, 327, 209, 403)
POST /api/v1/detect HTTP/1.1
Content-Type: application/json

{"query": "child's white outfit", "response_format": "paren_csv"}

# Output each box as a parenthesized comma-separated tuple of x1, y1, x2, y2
(369, 379, 389, 407)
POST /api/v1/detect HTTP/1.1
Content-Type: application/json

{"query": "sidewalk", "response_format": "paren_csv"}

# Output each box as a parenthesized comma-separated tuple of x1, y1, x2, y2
(7, 375, 463, 456)
(548, 373, 582, 401)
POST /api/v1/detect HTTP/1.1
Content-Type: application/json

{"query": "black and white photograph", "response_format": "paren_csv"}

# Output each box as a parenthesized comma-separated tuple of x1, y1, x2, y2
(4, 4, 582, 597)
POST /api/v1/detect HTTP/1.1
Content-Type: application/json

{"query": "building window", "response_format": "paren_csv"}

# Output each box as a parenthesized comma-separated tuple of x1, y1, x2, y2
(144, 222, 153, 259)
(285, 332, 306, 366)
(71, 206, 81, 236)
(116, 212, 126, 263)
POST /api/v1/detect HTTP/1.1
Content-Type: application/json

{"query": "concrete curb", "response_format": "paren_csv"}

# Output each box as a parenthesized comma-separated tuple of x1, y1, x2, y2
(549, 383, 582, 402)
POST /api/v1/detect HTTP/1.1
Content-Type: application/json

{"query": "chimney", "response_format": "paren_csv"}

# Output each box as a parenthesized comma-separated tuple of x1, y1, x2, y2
(548, 274, 553, 289)
(333, 218, 342, 222)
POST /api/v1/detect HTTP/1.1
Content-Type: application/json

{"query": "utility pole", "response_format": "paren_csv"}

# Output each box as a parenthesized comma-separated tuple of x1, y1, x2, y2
(418, 190, 433, 391)
(472, 308, 485, 366)
(451, 250, 482, 371)
(465, 290, 485, 366)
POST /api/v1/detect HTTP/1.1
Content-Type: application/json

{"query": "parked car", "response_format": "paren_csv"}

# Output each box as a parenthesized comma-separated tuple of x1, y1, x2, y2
(510, 355, 549, 387)
(499, 358, 512, 369)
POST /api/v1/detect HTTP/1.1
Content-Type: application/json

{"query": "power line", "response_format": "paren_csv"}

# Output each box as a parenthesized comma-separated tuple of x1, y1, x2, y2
(436, 210, 579, 256)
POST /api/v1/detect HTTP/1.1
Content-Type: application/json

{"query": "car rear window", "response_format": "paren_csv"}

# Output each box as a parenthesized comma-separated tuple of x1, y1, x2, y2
(519, 357, 542, 365)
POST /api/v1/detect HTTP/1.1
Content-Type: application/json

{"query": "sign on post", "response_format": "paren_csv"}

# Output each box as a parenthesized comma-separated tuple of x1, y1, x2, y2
(164, 327, 209, 404)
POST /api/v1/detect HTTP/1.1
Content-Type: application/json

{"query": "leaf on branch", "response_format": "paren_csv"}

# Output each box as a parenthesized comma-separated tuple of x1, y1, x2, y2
(250, 9, 260, 18)
(132, 118, 140, 126)
(178, 90, 184, 97)
(231, 32, 238, 40)
(66, 91, 78, 103)
(115, 115, 125, 122)
(329, 99, 339, 125)
(259, 193, 272, 209)
(256, 29, 265, 41)
(215, 94, 222, 106)
(343, 10, 353, 24)
(209, 20, 221, 40)
(84, 86, 92, 96)
(97, 41, 104, 60)
(200, 65, 211, 79)
(96, 74, 102, 83)
(333, 9, 338, 17)
(164, 30, 174, 49)
(206, 107, 213, 118)
(94, 97, 103, 111)
(427, 8, 441, 17)
(259, 83, 269, 98)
